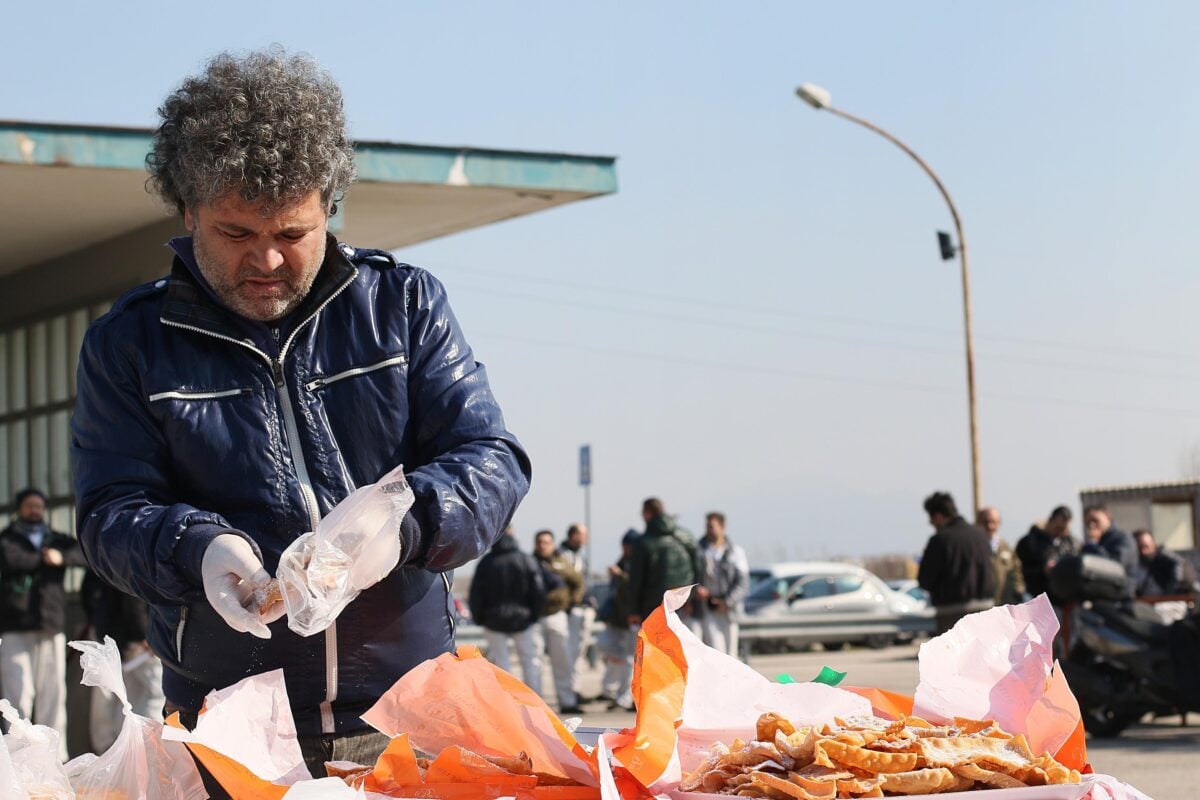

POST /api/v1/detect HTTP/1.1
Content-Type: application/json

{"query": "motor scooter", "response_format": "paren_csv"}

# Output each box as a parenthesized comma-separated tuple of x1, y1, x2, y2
(1050, 554, 1200, 737)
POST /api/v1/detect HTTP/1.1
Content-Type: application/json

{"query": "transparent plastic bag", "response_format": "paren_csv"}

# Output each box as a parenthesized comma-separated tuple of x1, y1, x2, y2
(0, 698, 71, 799)
(66, 637, 207, 800)
(277, 464, 414, 636)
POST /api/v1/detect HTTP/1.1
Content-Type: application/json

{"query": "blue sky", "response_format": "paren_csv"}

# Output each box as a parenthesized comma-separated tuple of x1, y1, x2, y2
(6, 2, 1200, 567)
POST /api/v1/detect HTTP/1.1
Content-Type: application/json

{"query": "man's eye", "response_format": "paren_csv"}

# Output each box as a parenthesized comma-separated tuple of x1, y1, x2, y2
(222, 230, 250, 242)
(281, 232, 307, 242)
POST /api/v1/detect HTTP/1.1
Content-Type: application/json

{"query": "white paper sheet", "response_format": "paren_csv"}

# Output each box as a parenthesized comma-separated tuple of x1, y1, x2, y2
(161, 668, 310, 785)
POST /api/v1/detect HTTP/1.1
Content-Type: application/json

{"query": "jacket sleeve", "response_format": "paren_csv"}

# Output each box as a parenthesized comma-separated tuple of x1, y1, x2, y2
(917, 535, 942, 594)
(528, 557, 547, 619)
(57, 534, 91, 568)
(726, 545, 752, 606)
(0, 535, 43, 572)
(627, 543, 647, 619)
(71, 320, 240, 606)
(397, 270, 532, 571)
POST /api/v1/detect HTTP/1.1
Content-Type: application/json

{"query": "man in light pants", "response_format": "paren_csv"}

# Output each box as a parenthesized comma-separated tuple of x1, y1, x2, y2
(560, 523, 596, 702)
(468, 529, 546, 694)
(534, 529, 584, 714)
(693, 512, 750, 657)
(0, 487, 89, 758)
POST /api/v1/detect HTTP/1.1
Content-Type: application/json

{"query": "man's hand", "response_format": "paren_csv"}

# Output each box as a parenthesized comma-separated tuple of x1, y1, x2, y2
(694, 585, 711, 600)
(201, 534, 284, 638)
(42, 548, 64, 567)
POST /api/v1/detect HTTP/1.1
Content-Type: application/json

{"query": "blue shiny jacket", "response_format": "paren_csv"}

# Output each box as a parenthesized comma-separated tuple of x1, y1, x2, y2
(71, 237, 531, 735)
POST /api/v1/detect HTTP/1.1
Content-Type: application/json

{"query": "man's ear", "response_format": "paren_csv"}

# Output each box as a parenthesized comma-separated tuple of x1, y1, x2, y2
(183, 207, 197, 232)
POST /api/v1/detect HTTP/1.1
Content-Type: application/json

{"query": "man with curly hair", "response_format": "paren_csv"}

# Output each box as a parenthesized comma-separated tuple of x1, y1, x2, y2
(71, 48, 531, 783)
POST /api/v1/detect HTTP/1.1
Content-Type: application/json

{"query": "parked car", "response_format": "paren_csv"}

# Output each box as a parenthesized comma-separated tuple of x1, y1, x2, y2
(886, 578, 931, 606)
(741, 562, 934, 652)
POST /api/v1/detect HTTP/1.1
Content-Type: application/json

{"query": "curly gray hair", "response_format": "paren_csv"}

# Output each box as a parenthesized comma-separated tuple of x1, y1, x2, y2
(147, 47, 357, 215)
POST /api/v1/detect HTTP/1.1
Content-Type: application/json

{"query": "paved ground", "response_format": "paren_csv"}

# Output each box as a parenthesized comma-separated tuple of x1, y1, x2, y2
(554, 642, 1185, 799)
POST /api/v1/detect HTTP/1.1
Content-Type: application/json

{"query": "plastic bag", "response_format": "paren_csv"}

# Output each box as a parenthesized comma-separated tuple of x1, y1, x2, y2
(0, 698, 71, 799)
(66, 637, 208, 800)
(0, 716, 30, 800)
(277, 464, 414, 636)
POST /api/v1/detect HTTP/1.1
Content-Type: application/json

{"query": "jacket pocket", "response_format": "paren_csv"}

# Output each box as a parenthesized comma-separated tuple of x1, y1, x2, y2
(304, 353, 408, 392)
(148, 387, 255, 403)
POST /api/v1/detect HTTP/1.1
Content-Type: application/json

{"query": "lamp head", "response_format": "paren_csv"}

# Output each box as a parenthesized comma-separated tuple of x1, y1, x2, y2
(795, 83, 832, 110)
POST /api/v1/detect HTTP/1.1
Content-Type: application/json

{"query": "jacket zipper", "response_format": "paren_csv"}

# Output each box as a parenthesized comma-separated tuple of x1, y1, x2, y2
(148, 387, 253, 403)
(442, 573, 455, 638)
(304, 354, 408, 392)
(160, 266, 358, 734)
(176, 606, 189, 662)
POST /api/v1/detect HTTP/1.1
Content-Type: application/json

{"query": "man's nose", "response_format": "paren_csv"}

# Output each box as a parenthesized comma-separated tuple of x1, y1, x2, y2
(248, 244, 286, 273)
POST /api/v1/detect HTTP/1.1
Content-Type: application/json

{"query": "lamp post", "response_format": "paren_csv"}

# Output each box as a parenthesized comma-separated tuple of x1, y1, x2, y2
(795, 82, 983, 514)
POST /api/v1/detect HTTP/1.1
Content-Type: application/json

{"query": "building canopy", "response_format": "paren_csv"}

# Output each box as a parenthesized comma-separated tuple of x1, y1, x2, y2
(0, 121, 617, 326)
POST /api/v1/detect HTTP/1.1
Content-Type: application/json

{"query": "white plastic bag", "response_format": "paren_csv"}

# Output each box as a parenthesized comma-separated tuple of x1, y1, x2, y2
(277, 464, 414, 636)
(0, 698, 71, 799)
(66, 637, 207, 800)
(0, 720, 30, 800)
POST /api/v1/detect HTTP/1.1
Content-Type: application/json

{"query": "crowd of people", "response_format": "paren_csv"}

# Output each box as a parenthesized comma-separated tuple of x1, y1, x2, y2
(467, 497, 751, 714)
(917, 490, 1199, 635)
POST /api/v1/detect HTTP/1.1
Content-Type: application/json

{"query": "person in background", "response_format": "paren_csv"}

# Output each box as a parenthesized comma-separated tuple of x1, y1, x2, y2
(560, 523, 597, 703)
(627, 497, 703, 627)
(468, 528, 546, 695)
(80, 569, 165, 752)
(1132, 529, 1197, 597)
(976, 506, 1025, 605)
(597, 529, 640, 712)
(1082, 505, 1138, 582)
(694, 511, 750, 656)
(1015, 506, 1079, 604)
(917, 491, 995, 634)
(533, 529, 584, 714)
(0, 487, 88, 757)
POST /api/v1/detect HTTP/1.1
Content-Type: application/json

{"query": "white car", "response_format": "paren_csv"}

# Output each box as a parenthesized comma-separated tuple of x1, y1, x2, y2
(741, 561, 934, 652)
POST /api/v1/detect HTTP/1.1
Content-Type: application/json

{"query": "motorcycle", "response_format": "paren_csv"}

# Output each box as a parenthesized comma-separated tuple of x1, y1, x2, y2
(1049, 554, 1200, 737)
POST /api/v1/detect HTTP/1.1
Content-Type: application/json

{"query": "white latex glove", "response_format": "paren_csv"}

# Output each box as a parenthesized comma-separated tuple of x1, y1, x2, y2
(200, 534, 285, 638)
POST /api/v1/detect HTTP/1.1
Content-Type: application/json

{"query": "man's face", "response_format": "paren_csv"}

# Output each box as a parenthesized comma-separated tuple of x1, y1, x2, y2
(18, 495, 45, 524)
(1136, 534, 1157, 560)
(927, 512, 948, 530)
(185, 190, 329, 322)
(534, 534, 555, 559)
(568, 526, 588, 549)
(705, 517, 725, 541)
(978, 509, 1001, 537)
(1083, 511, 1110, 542)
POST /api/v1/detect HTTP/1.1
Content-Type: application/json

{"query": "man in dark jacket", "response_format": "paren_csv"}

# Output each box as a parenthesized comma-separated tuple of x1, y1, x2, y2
(468, 529, 545, 694)
(627, 498, 703, 624)
(1132, 529, 1197, 597)
(1015, 506, 1079, 603)
(1083, 505, 1138, 582)
(917, 492, 995, 634)
(0, 487, 88, 755)
(70, 49, 530, 782)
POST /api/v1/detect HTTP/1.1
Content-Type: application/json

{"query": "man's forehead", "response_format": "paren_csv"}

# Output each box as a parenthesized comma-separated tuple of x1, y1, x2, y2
(195, 190, 326, 226)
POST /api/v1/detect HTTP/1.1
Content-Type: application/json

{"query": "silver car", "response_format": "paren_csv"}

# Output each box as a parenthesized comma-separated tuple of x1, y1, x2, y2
(740, 561, 934, 652)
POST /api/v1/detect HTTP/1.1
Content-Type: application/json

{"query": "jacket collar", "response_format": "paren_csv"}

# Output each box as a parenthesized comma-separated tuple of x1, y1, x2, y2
(160, 234, 357, 355)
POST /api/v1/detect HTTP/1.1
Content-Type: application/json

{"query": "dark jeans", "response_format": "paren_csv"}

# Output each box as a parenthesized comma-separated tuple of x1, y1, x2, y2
(174, 708, 391, 798)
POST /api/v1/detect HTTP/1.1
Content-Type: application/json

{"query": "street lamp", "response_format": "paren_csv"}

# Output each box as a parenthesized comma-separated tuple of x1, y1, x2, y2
(795, 82, 983, 514)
